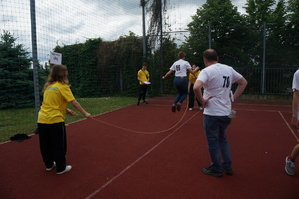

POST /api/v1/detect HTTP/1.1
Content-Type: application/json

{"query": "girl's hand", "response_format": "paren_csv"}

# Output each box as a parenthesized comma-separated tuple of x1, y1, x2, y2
(85, 113, 92, 118)
(67, 109, 77, 116)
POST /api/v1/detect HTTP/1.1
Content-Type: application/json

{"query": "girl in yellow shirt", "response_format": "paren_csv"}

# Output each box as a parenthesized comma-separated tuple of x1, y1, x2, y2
(38, 64, 91, 174)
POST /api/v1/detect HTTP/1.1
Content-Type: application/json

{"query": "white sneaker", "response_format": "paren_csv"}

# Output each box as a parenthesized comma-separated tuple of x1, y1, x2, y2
(199, 107, 203, 111)
(189, 108, 192, 110)
(285, 157, 295, 176)
(57, 165, 72, 175)
(46, 162, 56, 171)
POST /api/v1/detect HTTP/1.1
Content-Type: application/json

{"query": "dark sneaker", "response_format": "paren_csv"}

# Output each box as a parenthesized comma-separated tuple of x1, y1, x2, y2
(171, 104, 176, 113)
(223, 168, 233, 175)
(203, 167, 223, 177)
(142, 101, 148, 104)
(176, 103, 181, 111)
(137, 101, 140, 105)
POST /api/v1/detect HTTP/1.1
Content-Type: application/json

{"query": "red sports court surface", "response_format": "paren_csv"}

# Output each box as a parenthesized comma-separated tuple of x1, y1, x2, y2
(1, 97, 299, 199)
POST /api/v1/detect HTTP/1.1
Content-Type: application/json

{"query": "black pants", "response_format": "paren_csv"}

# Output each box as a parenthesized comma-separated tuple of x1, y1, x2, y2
(138, 84, 148, 102)
(188, 84, 201, 108)
(38, 122, 67, 172)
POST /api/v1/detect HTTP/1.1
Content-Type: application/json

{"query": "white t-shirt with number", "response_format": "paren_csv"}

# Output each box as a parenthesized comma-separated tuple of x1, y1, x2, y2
(292, 69, 299, 119)
(170, 59, 191, 77)
(197, 63, 243, 116)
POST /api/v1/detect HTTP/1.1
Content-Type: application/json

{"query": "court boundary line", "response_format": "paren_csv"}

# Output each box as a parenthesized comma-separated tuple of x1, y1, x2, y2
(279, 111, 299, 142)
(85, 111, 200, 199)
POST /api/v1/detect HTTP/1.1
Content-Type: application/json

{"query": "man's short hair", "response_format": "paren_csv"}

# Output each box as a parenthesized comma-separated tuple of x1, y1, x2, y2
(203, 49, 218, 62)
(178, 51, 186, 59)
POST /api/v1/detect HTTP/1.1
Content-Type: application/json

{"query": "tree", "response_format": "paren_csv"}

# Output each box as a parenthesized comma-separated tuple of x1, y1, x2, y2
(185, 0, 252, 67)
(244, 0, 276, 24)
(266, 0, 289, 68)
(151, 37, 178, 95)
(243, 0, 277, 68)
(0, 31, 34, 109)
(287, 0, 299, 44)
(142, 0, 168, 48)
(285, 0, 299, 67)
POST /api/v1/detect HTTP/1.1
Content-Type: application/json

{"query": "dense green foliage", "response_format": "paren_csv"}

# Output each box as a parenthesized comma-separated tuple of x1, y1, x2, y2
(0, 31, 34, 109)
(53, 32, 144, 98)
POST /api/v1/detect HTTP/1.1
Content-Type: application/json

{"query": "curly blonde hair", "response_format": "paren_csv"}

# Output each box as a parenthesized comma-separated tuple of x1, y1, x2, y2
(43, 64, 69, 91)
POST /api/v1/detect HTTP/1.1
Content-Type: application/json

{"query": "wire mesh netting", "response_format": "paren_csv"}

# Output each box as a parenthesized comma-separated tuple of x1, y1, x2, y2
(1, 0, 298, 142)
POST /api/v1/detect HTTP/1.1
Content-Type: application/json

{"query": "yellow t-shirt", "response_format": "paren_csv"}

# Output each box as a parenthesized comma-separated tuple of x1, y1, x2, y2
(137, 69, 150, 85)
(38, 82, 75, 124)
(188, 70, 201, 84)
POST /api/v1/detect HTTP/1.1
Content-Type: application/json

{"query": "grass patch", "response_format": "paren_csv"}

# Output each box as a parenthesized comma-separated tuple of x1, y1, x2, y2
(0, 97, 136, 143)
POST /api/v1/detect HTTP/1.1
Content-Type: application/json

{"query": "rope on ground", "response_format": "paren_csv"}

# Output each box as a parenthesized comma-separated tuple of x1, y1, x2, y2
(89, 104, 191, 134)
(76, 97, 196, 134)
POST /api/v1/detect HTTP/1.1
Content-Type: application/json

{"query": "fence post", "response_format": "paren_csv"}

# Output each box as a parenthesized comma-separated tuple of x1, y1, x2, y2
(208, 25, 211, 49)
(262, 22, 266, 94)
(30, 0, 40, 119)
(141, 0, 147, 60)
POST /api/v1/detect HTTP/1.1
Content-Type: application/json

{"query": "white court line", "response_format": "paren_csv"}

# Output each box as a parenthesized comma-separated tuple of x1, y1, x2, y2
(85, 111, 200, 199)
(279, 111, 299, 142)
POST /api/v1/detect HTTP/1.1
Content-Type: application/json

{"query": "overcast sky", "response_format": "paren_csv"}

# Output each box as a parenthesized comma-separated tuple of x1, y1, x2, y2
(1, 0, 247, 62)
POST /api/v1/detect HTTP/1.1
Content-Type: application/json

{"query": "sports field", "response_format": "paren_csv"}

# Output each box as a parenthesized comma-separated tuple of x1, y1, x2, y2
(1, 97, 298, 199)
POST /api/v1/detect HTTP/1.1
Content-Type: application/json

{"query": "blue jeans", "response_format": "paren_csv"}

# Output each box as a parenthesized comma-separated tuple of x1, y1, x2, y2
(173, 77, 188, 104)
(203, 115, 232, 172)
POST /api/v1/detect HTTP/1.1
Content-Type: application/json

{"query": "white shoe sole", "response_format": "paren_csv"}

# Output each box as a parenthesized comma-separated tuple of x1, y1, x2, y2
(46, 162, 56, 171)
(285, 157, 295, 176)
(57, 165, 72, 175)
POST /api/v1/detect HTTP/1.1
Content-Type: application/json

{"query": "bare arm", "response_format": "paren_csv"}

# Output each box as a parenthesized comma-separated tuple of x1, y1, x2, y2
(232, 77, 248, 101)
(193, 80, 209, 107)
(70, 100, 91, 118)
(187, 68, 195, 75)
(291, 90, 299, 129)
(162, 70, 174, 79)
(291, 144, 299, 159)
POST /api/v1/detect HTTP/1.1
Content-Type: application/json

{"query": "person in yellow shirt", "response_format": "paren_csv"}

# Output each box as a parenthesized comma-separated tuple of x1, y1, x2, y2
(37, 64, 91, 175)
(137, 62, 150, 105)
(188, 65, 202, 110)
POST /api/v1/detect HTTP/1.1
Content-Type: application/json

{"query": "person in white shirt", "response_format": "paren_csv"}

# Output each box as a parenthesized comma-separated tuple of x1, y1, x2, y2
(194, 49, 247, 177)
(285, 69, 299, 176)
(162, 51, 196, 112)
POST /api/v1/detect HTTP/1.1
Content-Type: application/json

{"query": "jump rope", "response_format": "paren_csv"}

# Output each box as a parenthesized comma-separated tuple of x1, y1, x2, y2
(75, 97, 196, 135)
(75, 91, 236, 134)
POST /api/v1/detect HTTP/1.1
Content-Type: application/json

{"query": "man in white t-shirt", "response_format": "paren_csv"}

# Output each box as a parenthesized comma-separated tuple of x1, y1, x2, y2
(194, 49, 247, 177)
(285, 69, 299, 176)
(162, 51, 196, 112)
